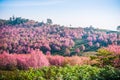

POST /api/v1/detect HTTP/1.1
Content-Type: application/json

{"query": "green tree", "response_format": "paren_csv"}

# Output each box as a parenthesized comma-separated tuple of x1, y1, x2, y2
(47, 18, 52, 25)
(117, 25, 120, 31)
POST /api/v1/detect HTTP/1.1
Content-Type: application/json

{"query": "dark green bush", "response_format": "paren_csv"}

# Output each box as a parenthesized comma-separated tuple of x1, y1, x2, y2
(99, 66, 120, 80)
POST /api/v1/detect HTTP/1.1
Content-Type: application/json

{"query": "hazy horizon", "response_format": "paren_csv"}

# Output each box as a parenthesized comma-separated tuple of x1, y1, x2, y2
(0, 0, 120, 30)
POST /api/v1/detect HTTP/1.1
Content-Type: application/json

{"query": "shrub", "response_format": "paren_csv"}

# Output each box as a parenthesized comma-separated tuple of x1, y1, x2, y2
(47, 55, 64, 66)
(91, 45, 120, 68)
(27, 50, 49, 68)
(0, 52, 17, 70)
(63, 56, 90, 66)
(0, 50, 49, 70)
(16, 54, 30, 70)
(1, 65, 120, 80)
(99, 66, 120, 80)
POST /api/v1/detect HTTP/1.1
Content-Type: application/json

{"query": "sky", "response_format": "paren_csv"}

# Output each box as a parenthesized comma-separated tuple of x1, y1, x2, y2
(0, 0, 120, 30)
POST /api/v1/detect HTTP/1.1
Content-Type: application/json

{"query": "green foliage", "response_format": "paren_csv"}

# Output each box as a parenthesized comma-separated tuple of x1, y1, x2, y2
(0, 65, 120, 80)
(6, 16, 29, 25)
(117, 25, 120, 31)
(0, 70, 20, 80)
(91, 48, 117, 67)
(70, 39, 100, 56)
(97, 48, 113, 56)
(46, 18, 52, 25)
(0, 19, 6, 26)
(99, 66, 120, 80)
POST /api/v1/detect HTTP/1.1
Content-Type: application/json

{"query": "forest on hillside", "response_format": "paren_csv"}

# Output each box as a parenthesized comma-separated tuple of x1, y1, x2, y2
(0, 17, 120, 55)
(0, 17, 120, 80)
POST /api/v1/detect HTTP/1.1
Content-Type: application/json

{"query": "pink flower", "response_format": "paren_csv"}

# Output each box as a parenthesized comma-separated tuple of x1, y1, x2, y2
(88, 42, 93, 46)
(87, 36, 93, 41)
(46, 51, 51, 56)
(75, 48, 80, 53)
(95, 42, 100, 47)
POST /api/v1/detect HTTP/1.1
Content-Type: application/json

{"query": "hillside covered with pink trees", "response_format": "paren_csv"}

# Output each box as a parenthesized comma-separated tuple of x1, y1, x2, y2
(0, 17, 120, 80)
(0, 17, 119, 56)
